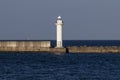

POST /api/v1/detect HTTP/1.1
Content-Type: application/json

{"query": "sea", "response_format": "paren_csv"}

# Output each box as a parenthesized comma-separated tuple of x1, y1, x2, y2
(0, 40, 120, 80)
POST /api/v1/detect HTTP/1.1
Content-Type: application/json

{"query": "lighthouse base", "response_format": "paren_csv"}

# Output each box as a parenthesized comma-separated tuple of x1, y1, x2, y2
(56, 41, 63, 48)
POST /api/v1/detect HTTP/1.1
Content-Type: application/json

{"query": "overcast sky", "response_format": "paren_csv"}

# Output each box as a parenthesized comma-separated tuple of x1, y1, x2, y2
(0, 0, 120, 40)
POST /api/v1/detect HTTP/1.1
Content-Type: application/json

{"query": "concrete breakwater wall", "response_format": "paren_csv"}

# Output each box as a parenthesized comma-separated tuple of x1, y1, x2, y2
(0, 45, 120, 53)
(0, 41, 66, 53)
(68, 46, 120, 53)
(0, 41, 51, 48)
(0, 47, 66, 53)
(0, 41, 120, 53)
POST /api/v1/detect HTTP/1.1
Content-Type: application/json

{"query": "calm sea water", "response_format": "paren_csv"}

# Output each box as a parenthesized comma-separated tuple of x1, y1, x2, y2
(0, 40, 120, 80)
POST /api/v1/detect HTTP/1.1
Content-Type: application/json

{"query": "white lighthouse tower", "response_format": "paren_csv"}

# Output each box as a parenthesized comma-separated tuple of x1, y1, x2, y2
(55, 16, 63, 48)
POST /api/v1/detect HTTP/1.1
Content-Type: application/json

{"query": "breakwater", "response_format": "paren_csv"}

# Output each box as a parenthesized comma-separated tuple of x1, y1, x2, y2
(0, 41, 66, 53)
(67, 46, 120, 53)
(0, 46, 120, 53)
(0, 41, 51, 48)
(0, 41, 120, 53)
(0, 47, 66, 53)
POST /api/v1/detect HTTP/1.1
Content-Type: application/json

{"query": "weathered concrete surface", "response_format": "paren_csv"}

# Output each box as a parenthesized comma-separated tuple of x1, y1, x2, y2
(0, 47, 66, 53)
(68, 46, 120, 53)
(0, 40, 120, 53)
(1, 46, 120, 53)
(49, 48, 66, 53)
(0, 41, 51, 48)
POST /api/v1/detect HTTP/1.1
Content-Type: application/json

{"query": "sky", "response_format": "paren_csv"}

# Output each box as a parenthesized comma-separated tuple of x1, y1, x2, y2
(0, 0, 120, 40)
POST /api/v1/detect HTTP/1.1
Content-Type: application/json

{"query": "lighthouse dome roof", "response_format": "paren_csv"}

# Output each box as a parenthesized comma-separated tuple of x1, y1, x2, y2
(57, 16, 62, 19)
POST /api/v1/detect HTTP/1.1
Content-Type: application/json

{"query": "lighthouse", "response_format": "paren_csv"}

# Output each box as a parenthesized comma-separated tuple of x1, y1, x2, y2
(55, 16, 63, 48)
